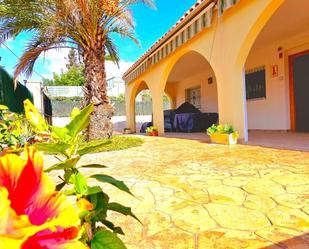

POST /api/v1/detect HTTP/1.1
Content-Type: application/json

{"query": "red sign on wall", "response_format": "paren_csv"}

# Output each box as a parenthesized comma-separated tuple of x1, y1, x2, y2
(271, 65, 279, 78)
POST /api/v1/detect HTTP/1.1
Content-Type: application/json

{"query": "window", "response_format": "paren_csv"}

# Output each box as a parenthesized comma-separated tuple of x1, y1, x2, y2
(245, 66, 266, 100)
(185, 87, 201, 109)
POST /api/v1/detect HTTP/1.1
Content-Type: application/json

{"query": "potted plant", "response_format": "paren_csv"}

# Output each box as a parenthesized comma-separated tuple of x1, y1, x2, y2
(123, 127, 131, 134)
(146, 126, 159, 136)
(207, 124, 239, 145)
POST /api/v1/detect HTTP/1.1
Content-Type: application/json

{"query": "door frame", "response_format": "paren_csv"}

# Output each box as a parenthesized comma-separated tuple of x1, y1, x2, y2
(288, 49, 309, 131)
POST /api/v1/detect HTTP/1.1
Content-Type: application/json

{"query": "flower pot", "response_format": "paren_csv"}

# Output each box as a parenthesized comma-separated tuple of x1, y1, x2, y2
(209, 133, 238, 145)
(123, 129, 131, 134)
(147, 131, 158, 136)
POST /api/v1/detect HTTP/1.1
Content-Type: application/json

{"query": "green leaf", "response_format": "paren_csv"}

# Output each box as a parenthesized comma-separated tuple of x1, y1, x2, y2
(101, 220, 125, 235)
(85, 186, 102, 195)
(65, 104, 93, 138)
(44, 156, 80, 173)
(56, 182, 66, 191)
(78, 139, 111, 156)
(35, 142, 70, 154)
(108, 203, 140, 223)
(64, 188, 76, 196)
(89, 191, 109, 211)
(0, 105, 8, 110)
(71, 107, 81, 120)
(64, 169, 74, 183)
(51, 126, 71, 142)
(74, 172, 88, 194)
(79, 164, 108, 169)
(91, 230, 127, 249)
(91, 175, 133, 195)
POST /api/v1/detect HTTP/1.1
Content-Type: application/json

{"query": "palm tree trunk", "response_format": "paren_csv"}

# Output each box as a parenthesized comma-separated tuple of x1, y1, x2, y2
(83, 48, 114, 140)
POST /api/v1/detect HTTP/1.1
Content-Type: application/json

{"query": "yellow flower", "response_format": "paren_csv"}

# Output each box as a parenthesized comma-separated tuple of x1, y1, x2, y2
(77, 198, 94, 211)
(0, 146, 88, 249)
(24, 99, 49, 132)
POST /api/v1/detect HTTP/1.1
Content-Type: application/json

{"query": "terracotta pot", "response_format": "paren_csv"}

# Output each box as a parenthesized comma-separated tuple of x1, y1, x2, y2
(147, 131, 158, 136)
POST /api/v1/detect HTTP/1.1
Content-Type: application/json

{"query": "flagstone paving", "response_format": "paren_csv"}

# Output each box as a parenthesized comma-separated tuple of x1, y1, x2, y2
(49, 136, 309, 248)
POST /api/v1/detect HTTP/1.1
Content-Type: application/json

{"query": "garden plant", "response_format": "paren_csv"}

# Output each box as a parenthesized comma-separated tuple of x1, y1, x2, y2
(0, 100, 138, 248)
(146, 126, 159, 136)
(0, 104, 33, 153)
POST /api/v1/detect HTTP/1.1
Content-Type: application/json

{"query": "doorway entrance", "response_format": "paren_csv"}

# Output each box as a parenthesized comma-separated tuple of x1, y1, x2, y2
(289, 50, 309, 132)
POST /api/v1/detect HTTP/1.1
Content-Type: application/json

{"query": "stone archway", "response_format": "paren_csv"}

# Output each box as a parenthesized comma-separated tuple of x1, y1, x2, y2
(164, 50, 218, 115)
(126, 80, 151, 133)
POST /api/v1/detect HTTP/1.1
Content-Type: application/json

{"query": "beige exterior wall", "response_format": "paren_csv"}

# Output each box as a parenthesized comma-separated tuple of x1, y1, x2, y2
(245, 30, 309, 130)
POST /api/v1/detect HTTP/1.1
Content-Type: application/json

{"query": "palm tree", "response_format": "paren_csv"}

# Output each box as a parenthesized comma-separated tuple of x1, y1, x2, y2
(0, 0, 154, 140)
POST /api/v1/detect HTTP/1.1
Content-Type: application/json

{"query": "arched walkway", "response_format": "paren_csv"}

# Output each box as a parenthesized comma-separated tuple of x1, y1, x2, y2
(243, 0, 309, 135)
(126, 80, 151, 133)
(162, 51, 219, 133)
(164, 51, 218, 113)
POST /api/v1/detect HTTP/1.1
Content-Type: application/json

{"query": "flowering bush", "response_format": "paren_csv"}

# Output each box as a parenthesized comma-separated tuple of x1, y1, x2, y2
(0, 100, 137, 248)
(0, 104, 33, 153)
(23, 100, 136, 248)
(0, 146, 87, 248)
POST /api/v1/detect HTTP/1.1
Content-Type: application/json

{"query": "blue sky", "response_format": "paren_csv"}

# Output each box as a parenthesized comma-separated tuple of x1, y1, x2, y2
(0, 0, 196, 81)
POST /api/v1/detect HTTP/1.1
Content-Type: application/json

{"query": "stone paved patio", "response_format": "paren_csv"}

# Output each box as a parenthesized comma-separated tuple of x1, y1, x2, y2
(56, 136, 309, 248)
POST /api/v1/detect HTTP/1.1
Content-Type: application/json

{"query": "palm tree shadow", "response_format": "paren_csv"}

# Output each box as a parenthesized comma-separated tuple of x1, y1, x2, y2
(260, 232, 309, 249)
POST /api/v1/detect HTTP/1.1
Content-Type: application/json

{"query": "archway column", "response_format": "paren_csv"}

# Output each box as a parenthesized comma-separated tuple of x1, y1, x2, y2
(215, 65, 248, 142)
(125, 83, 136, 132)
(149, 85, 165, 135)
(207, 0, 285, 142)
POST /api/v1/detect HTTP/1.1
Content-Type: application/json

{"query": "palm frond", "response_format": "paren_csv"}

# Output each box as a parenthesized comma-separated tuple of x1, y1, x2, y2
(104, 35, 120, 66)
(14, 36, 69, 78)
(0, 0, 156, 78)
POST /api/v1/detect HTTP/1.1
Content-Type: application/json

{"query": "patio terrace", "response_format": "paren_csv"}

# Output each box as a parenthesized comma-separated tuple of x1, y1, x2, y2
(164, 131, 309, 152)
(59, 135, 309, 249)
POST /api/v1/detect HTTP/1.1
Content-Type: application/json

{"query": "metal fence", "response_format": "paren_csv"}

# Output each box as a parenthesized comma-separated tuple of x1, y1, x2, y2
(46, 86, 83, 97)
(51, 100, 170, 117)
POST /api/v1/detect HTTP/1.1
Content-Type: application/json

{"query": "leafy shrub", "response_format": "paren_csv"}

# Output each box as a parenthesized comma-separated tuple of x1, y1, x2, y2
(0, 104, 33, 152)
(207, 124, 238, 136)
(146, 126, 158, 133)
(51, 96, 83, 102)
(24, 100, 136, 248)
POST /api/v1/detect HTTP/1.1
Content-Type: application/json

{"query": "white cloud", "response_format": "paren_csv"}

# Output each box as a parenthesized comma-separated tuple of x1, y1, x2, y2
(40, 48, 133, 80)
(42, 48, 70, 76)
(105, 60, 133, 79)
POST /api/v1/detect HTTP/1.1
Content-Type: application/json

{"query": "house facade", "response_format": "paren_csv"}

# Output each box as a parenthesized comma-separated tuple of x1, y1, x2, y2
(123, 0, 309, 141)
